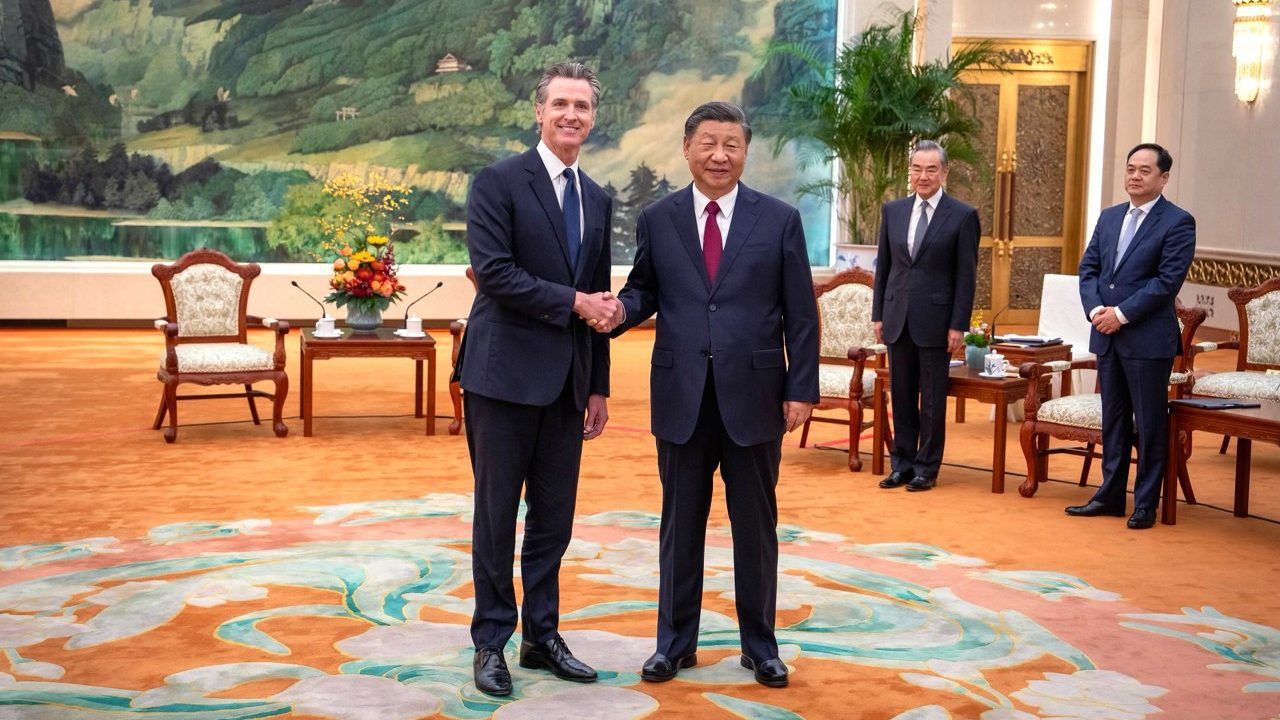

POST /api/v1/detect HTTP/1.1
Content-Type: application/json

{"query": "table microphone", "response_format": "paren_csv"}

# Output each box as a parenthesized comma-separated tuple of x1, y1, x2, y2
(404, 281, 444, 318)
(290, 281, 328, 318)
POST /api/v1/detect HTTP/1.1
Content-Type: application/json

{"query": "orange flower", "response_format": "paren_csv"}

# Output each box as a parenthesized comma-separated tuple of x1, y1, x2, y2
(339, 246, 353, 257)
(371, 260, 385, 272)
(347, 258, 361, 270)
(355, 267, 373, 281)
(332, 259, 346, 271)
(379, 284, 394, 297)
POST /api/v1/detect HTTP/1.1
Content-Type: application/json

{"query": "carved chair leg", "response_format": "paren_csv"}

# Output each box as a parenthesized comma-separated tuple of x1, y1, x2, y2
(163, 378, 179, 443)
(271, 373, 289, 438)
(244, 383, 261, 424)
(1177, 429, 1196, 504)
(1079, 442, 1096, 486)
(1017, 421, 1040, 497)
(1219, 435, 1230, 454)
(152, 393, 167, 430)
(798, 418, 811, 449)
(448, 381, 463, 435)
(848, 397, 862, 472)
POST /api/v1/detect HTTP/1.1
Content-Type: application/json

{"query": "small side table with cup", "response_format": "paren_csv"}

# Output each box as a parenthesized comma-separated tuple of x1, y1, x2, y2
(300, 321, 437, 437)
(954, 341, 1072, 423)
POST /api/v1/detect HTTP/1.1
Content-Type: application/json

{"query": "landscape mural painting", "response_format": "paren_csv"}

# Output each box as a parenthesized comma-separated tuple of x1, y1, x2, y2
(0, 0, 835, 266)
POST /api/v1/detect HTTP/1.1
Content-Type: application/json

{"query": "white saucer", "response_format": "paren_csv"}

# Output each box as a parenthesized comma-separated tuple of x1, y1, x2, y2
(977, 371, 1007, 379)
(395, 329, 427, 338)
(312, 330, 343, 338)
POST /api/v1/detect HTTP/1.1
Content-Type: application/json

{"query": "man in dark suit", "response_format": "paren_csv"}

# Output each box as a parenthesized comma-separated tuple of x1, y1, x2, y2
(458, 62, 619, 696)
(1067, 143, 1195, 529)
(607, 101, 819, 688)
(872, 140, 980, 492)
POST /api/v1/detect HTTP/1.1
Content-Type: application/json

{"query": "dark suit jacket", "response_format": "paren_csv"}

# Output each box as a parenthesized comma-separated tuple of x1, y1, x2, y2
(871, 192, 980, 346)
(614, 183, 820, 447)
(1078, 196, 1196, 359)
(458, 148, 612, 410)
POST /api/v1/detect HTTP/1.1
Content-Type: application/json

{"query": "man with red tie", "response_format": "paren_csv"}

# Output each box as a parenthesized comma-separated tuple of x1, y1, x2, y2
(608, 101, 820, 687)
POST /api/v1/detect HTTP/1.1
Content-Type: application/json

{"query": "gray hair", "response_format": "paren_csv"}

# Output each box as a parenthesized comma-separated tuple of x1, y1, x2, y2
(911, 139, 948, 166)
(683, 101, 753, 144)
(533, 62, 601, 109)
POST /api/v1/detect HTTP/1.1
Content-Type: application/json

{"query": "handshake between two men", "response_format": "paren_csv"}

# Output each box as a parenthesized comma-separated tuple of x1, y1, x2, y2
(574, 291, 626, 334)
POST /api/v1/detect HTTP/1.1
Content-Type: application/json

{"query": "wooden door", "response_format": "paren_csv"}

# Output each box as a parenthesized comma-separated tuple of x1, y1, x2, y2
(950, 40, 1093, 327)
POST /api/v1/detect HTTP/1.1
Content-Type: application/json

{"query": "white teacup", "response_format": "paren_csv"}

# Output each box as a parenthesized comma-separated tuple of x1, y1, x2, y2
(405, 316, 423, 334)
(316, 316, 335, 335)
(984, 352, 1009, 377)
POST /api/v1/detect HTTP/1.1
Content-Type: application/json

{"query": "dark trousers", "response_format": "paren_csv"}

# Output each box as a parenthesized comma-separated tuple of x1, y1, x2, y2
(887, 329, 951, 478)
(654, 370, 782, 663)
(465, 385, 582, 650)
(1094, 352, 1174, 512)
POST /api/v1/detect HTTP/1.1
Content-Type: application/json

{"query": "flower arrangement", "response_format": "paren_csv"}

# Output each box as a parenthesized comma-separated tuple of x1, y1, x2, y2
(964, 312, 990, 348)
(319, 174, 414, 314)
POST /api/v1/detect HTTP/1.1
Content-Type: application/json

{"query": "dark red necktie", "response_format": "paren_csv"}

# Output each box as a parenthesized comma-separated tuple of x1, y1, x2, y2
(703, 200, 722, 282)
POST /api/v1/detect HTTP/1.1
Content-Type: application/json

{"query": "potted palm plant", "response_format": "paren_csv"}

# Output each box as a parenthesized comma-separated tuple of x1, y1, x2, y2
(759, 10, 1001, 252)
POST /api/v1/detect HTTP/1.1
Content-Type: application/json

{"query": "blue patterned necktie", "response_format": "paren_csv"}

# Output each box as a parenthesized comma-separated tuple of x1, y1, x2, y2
(562, 168, 580, 269)
(1114, 206, 1143, 269)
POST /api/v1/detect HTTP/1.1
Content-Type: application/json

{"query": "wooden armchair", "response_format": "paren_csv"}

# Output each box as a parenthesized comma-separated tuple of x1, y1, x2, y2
(448, 266, 478, 435)
(1187, 275, 1280, 452)
(797, 268, 892, 471)
(151, 248, 290, 443)
(1017, 303, 1206, 498)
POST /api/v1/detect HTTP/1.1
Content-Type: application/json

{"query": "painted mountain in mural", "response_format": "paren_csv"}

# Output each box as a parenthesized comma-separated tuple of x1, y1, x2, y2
(0, 0, 834, 263)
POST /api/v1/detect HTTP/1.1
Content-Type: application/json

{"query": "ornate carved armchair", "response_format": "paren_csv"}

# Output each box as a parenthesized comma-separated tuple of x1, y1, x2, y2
(1187, 275, 1280, 452)
(448, 267, 478, 435)
(151, 248, 290, 443)
(797, 268, 892, 471)
(1017, 303, 1206, 498)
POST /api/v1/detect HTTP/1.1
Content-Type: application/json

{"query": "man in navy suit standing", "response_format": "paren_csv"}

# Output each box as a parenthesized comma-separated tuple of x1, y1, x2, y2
(872, 141, 980, 492)
(1067, 143, 1195, 529)
(458, 62, 619, 695)
(607, 101, 819, 688)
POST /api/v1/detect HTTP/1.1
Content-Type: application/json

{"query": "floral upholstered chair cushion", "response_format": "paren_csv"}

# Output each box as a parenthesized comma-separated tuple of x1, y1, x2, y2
(170, 263, 245, 338)
(1035, 393, 1103, 430)
(1192, 372, 1280, 401)
(819, 364, 877, 400)
(1245, 293, 1280, 366)
(170, 344, 274, 374)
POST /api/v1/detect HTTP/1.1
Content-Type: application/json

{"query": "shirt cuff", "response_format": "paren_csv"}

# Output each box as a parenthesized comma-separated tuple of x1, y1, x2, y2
(1114, 306, 1129, 324)
(1089, 305, 1104, 321)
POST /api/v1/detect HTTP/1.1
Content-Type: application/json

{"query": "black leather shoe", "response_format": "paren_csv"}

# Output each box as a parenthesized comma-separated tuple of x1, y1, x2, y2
(519, 635, 598, 682)
(905, 475, 936, 492)
(879, 470, 912, 488)
(641, 651, 697, 682)
(473, 647, 512, 696)
(1127, 508, 1156, 529)
(740, 655, 789, 687)
(1065, 500, 1126, 517)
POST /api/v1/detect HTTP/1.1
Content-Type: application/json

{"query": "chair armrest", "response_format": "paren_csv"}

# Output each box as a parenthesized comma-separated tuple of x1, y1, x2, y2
(846, 345, 888, 399)
(847, 344, 887, 362)
(450, 319, 467, 367)
(1018, 359, 1076, 413)
(1187, 340, 1239, 369)
(155, 320, 179, 372)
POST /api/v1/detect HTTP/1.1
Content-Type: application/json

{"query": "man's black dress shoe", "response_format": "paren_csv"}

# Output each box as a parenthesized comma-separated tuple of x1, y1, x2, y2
(473, 647, 512, 696)
(879, 470, 911, 489)
(905, 475, 936, 492)
(740, 655, 789, 687)
(518, 635, 598, 682)
(1127, 508, 1156, 529)
(1064, 500, 1126, 517)
(641, 651, 697, 682)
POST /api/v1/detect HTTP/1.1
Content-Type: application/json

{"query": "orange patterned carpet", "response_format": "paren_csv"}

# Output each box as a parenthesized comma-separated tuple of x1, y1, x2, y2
(1, 327, 1278, 719)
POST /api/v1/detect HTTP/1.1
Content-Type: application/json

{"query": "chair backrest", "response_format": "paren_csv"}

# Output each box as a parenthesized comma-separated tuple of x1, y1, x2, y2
(1229, 275, 1280, 371)
(813, 268, 878, 362)
(1174, 301, 1208, 372)
(1037, 273, 1093, 352)
(152, 248, 259, 344)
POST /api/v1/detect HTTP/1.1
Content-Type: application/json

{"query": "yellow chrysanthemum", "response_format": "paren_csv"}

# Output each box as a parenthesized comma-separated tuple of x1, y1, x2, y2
(366, 235, 389, 246)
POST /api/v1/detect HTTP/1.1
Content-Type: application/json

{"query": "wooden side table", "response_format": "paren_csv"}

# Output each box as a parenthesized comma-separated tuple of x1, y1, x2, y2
(1165, 399, 1280, 524)
(300, 328, 437, 437)
(955, 343, 1073, 423)
(873, 364, 1050, 493)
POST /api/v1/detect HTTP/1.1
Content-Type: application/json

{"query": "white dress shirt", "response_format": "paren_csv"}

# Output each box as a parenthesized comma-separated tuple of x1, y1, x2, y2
(691, 183, 738, 248)
(1089, 195, 1161, 325)
(536, 140, 584, 243)
(907, 190, 943, 255)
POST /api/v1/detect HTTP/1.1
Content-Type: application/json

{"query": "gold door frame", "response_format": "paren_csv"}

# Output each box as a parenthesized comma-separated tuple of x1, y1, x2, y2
(953, 39, 1094, 326)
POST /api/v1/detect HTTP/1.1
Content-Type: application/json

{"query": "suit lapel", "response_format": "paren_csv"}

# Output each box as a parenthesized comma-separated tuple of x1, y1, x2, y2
(913, 194, 950, 263)
(711, 183, 761, 295)
(574, 172, 605, 283)
(1113, 196, 1166, 275)
(894, 199, 914, 264)
(671, 186, 712, 292)
(523, 149, 574, 273)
